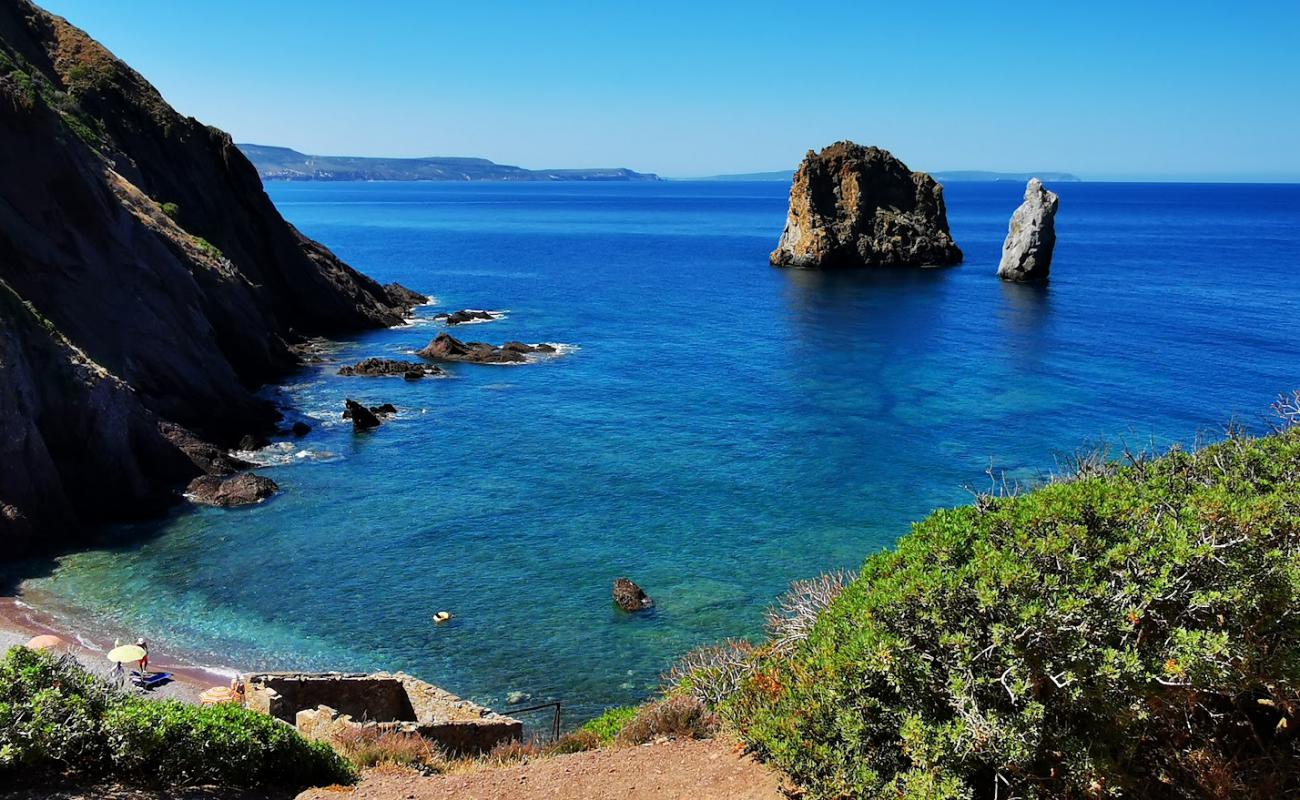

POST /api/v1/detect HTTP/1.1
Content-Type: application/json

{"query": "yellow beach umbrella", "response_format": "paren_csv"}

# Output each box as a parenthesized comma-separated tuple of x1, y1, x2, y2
(106, 644, 146, 664)
(25, 634, 64, 651)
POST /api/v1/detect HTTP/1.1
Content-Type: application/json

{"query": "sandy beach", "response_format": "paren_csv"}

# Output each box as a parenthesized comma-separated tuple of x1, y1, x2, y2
(0, 595, 236, 704)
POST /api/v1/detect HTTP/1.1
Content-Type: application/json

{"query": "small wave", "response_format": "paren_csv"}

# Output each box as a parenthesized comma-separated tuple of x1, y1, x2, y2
(525, 342, 580, 363)
(231, 442, 340, 466)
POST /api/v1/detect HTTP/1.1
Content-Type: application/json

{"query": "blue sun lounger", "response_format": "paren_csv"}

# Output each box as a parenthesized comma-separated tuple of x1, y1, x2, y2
(130, 671, 174, 690)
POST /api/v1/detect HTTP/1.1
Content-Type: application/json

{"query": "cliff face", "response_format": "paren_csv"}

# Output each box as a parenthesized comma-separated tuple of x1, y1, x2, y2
(0, 0, 421, 556)
(770, 141, 963, 269)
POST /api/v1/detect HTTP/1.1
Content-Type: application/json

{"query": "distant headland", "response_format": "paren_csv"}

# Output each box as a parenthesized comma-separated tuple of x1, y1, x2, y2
(239, 144, 661, 182)
(686, 168, 1082, 183)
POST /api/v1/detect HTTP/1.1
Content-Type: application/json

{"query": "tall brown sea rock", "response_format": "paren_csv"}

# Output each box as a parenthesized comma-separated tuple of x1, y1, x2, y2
(770, 141, 962, 269)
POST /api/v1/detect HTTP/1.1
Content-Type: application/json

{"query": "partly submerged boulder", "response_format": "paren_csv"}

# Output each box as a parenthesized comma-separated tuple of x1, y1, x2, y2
(770, 141, 962, 269)
(186, 473, 278, 507)
(997, 179, 1060, 283)
(237, 434, 271, 452)
(613, 578, 654, 612)
(435, 310, 499, 325)
(343, 399, 382, 431)
(337, 358, 444, 378)
(418, 333, 555, 364)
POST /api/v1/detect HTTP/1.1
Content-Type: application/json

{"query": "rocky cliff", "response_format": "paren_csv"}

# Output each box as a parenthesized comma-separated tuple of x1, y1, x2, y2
(0, 0, 421, 556)
(997, 178, 1060, 283)
(770, 142, 963, 269)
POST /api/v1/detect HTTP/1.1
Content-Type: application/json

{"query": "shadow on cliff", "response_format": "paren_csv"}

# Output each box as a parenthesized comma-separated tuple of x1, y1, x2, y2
(0, 502, 202, 595)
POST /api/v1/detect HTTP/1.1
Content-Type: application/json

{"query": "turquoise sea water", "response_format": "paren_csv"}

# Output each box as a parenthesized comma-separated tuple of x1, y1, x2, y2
(12, 180, 1300, 724)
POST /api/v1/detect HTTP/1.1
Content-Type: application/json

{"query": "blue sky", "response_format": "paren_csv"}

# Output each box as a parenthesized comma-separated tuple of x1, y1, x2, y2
(40, 1, 1300, 180)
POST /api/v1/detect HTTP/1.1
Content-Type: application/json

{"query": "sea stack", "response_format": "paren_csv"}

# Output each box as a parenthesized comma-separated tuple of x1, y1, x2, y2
(997, 179, 1060, 283)
(770, 141, 962, 269)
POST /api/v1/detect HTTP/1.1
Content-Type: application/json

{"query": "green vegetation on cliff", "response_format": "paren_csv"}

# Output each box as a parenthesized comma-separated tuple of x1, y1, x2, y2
(0, 647, 355, 790)
(676, 425, 1300, 799)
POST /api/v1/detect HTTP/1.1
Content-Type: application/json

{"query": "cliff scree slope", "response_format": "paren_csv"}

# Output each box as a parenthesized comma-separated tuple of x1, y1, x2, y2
(0, 0, 421, 556)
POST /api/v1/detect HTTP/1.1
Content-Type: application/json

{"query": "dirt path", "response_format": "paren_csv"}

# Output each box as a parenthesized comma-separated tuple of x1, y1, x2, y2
(297, 738, 788, 800)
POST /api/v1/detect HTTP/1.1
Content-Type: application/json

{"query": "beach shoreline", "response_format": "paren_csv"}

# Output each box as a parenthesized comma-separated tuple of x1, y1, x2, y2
(0, 594, 236, 704)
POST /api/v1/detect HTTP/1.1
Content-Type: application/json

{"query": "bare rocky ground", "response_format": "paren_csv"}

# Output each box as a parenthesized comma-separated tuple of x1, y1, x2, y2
(298, 738, 788, 800)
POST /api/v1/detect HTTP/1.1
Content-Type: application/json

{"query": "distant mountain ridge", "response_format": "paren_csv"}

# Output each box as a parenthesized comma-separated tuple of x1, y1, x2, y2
(239, 144, 660, 182)
(686, 169, 1082, 183)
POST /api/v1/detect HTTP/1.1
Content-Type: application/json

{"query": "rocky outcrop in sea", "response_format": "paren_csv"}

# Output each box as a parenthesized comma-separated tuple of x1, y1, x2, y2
(418, 333, 556, 364)
(770, 141, 962, 269)
(613, 578, 654, 612)
(997, 179, 1060, 283)
(435, 310, 500, 325)
(337, 358, 444, 378)
(186, 474, 279, 507)
(0, 1, 423, 557)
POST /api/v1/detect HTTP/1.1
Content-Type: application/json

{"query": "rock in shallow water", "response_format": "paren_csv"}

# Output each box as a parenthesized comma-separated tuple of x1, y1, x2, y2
(185, 473, 278, 507)
(435, 309, 498, 325)
(613, 578, 654, 612)
(418, 333, 555, 364)
(337, 357, 444, 378)
(997, 178, 1060, 283)
(343, 399, 382, 431)
(770, 141, 963, 269)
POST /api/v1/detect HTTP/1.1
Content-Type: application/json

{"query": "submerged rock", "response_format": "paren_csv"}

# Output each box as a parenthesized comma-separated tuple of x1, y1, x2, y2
(186, 473, 278, 507)
(997, 178, 1060, 283)
(770, 141, 962, 269)
(417, 333, 555, 364)
(290, 421, 312, 437)
(158, 421, 251, 477)
(435, 309, 498, 325)
(337, 357, 444, 378)
(613, 578, 654, 612)
(343, 399, 382, 431)
(237, 433, 271, 452)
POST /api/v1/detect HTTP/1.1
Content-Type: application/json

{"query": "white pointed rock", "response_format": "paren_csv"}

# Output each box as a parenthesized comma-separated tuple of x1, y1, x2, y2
(997, 178, 1060, 282)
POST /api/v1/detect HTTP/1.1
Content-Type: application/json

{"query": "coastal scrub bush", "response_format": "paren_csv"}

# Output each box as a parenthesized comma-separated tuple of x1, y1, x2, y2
(580, 704, 638, 742)
(616, 696, 717, 745)
(160, 201, 180, 219)
(665, 639, 758, 706)
(105, 698, 354, 787)
(0, 648, 117, 771)
(0, 646, 355, 790)
(764, 569, 858, 654)
(722, 426, 1300, 799)
(331, 726, 442, 771)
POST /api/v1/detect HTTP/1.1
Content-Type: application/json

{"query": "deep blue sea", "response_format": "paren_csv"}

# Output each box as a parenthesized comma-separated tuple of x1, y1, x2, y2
(13, 180, 1300, 725)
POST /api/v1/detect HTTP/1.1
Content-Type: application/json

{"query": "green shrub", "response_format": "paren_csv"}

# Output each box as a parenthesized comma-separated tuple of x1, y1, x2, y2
(105, 698, 353, 787)
(193, 236, 225, 260)
(0, 646, 117, 772)
(580, 705, 638, 743)
(0, 647, 354, 790)
(724, 428, 1300, 799)
(160, 201, 180, 219)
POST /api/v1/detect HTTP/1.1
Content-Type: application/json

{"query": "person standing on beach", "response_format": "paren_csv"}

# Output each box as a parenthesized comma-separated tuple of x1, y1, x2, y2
(136, 637, 149, 674)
